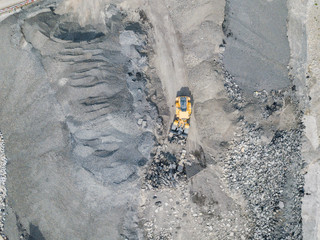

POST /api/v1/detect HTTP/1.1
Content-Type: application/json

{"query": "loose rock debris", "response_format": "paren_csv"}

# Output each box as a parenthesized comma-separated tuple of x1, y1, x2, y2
(223, 121, 304, 239)
(145, 142, 191, 188)
(221, 61, 304, 239)
(223, 70, 246, 110)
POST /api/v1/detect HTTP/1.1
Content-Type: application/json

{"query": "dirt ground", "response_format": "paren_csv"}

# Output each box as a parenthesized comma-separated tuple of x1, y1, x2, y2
(301, 0, 320, 239)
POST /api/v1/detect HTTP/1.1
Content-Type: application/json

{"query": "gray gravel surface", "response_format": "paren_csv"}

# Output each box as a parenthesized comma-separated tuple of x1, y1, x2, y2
(223, 0, 291, 93)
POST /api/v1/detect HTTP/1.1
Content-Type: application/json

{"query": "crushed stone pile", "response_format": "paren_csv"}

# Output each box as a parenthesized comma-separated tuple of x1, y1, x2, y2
(224, 123, 304, 239)
(145, 141, 190, 188)
(221, 58, 304, 239)
(223, 70, 246, 110)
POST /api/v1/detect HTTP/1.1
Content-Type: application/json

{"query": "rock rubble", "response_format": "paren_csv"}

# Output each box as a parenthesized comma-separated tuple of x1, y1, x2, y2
(224, 70, 246, 110)
(145, 139, 191, 188)
(223, 117, 304, 239)
(221, 55, 304, 239)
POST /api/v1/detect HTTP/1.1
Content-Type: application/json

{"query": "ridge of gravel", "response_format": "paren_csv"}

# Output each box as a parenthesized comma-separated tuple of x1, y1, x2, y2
(0, 132, 7, 239)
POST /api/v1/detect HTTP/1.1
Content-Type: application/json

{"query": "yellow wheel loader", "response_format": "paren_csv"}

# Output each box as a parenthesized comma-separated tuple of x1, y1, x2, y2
(170, 96, 192, 137)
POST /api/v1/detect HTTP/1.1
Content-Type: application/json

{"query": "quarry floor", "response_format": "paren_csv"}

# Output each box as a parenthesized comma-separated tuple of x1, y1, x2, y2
(0, 0, 319, 239)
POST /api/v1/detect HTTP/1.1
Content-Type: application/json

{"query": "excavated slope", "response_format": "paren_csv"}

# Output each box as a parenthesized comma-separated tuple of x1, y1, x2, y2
(0, 2, 156, 239)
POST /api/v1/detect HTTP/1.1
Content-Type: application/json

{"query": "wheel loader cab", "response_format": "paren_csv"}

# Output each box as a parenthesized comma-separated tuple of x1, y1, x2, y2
(180, 97, 187, 111)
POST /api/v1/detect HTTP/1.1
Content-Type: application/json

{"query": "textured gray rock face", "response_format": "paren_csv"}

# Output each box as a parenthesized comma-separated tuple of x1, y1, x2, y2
(0, 4, 155, 239)
(223, 0, 291, 92)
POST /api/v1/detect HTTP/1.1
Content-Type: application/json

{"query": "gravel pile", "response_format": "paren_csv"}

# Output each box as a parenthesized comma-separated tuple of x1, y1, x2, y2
(221, 63, 304, 239)
(223, 122, 304, 239)
(145, 141, 190, 188)
(168, 135, 187, 145)
(260, 90, 286, 118)
(0, 132, 7, 239)
(223, 70, 246, 110)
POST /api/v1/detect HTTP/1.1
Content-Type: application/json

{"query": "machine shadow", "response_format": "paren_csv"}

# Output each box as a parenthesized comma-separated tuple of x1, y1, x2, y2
(176, 87, 194, 105)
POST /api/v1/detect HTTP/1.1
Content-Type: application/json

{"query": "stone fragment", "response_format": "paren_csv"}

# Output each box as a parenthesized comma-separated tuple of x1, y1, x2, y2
(137, 118, 143, 125)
